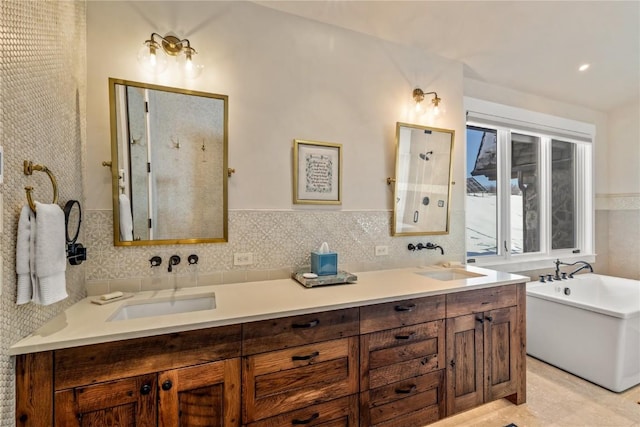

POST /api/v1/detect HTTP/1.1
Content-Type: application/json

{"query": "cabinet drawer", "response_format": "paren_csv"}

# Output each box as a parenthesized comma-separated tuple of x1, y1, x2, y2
(446, 285, 517, 318)
(360, 371, 444, 427)
(248, 395, 358, 427)
(54, 325, 242, 390)
(243, 337, 359, 423)
(361, 321, 444, 390)
(360, 295, 445, 334)
(243, 308, 359, 355)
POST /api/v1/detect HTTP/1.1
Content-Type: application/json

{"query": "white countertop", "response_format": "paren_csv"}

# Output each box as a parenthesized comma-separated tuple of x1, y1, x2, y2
(9, 266, 528, 356)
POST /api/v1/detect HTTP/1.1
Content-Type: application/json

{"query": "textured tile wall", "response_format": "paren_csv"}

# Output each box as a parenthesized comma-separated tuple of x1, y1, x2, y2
(83, 209, 466, 293)
(595, 193, 640, 280)
(0, 1, 86, 425)
(607, 208, 640, 280)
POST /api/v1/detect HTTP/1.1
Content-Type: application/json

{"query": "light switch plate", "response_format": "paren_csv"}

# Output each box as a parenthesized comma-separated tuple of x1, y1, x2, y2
(375, 245, 389, 256)
(233, 252, 253, 266)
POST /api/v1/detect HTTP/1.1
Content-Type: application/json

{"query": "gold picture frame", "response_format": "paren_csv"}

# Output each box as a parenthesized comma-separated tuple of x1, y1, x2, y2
(293, 139, 342, 205)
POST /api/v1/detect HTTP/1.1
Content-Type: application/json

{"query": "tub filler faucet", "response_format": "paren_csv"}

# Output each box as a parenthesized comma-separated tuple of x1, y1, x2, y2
(567, 261, 593, 278)
(554, 258, 593, 280)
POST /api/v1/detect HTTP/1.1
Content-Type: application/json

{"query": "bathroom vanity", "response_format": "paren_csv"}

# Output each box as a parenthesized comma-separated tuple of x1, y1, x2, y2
(13, 266, 527, 426)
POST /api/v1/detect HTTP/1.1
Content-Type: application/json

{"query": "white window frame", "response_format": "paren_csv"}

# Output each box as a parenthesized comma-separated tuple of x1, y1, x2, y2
(464, 97, 595, 272)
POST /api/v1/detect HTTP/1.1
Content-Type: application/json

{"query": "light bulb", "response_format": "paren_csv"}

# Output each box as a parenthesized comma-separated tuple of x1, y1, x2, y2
(178, 49, 203, 79)
(137, 40, 168, 74)
(429, 96, 446, 117)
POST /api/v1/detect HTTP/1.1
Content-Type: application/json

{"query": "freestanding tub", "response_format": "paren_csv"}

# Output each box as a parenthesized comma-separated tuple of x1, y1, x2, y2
(526, 273, 640, 392)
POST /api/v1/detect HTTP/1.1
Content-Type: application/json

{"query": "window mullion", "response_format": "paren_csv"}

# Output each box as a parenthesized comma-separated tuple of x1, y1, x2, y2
(498, 129, 511, 260)
(540, 137, 551, 255)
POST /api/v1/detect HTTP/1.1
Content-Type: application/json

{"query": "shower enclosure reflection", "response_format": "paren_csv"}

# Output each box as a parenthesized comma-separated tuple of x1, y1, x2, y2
(109, 78, 228, 245)
(391, 122, 455, 236)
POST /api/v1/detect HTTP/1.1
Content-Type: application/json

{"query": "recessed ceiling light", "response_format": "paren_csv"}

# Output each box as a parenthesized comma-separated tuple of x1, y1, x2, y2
(578, 63, 590, 72)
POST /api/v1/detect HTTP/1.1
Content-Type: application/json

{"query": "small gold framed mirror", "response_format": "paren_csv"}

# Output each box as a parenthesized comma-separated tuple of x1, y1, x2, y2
(391, 122, 455, 236)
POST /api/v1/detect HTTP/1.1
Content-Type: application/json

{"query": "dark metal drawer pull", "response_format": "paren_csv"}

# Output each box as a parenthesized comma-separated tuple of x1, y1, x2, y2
(395, 331, 416, 340)
(395, 384, 417, 394)
(292, 412, 319, 425)
(292, 319, 320, 329)
(394, 303, 416, 312)
(476, 317, 484, 324)
(292, 351, 319, 361)
(485, 315, 494, 322)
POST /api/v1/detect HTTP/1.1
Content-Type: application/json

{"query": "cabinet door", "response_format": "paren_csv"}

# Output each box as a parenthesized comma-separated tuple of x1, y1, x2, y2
(158, 358, 241, 427)
(54, 373, 157, 426)
(445, 314, 484, 415)
(484, 306, 518, 402)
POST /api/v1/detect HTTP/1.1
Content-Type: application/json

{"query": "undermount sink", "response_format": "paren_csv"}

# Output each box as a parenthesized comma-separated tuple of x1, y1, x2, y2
(108, 293, 216, 322)
(416, 269, 486, 281)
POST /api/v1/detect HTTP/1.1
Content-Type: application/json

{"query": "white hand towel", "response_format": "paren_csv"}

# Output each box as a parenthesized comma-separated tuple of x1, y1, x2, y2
(34, 201, 68, 305)
(15, 205, 33, 304)
(119, 194, 134, 241)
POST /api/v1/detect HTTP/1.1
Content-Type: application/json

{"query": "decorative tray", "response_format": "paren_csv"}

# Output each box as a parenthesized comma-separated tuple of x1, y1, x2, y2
(292, 270, 358, 288)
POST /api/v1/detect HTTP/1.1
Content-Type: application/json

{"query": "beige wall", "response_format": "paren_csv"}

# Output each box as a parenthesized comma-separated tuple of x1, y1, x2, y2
(0, 2, 86, 424)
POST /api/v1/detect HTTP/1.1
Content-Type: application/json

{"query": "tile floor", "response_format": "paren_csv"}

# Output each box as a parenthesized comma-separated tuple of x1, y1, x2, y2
(429, 356, 640, 427)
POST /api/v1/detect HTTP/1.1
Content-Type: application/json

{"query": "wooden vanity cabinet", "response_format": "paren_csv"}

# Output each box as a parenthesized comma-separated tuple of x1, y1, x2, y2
(445, 284, 526, 416)
(359, 295, 447, 427)
(241, 308, 360, 426)
(16, 283, 526, 427)
(16, 325, 243, 427)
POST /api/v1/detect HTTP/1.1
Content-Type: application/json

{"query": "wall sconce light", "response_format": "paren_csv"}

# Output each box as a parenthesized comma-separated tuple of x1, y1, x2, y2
(137, 32, 203, 78)
(412, 88, 445, 117)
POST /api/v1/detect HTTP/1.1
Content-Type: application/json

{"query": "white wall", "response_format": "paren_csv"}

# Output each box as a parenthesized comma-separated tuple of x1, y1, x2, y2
(83, 1, 468, 287)
(605, 100, 640, 279)
(87, 1, 464, 213)
(607, 100, 640, 194)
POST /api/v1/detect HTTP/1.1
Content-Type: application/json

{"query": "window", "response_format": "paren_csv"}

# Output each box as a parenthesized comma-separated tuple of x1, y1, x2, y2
(464, 98, 594, 269)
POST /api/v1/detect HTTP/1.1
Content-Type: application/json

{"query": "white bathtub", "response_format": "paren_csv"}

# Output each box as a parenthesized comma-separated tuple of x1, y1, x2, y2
(526, 273, 640, 392)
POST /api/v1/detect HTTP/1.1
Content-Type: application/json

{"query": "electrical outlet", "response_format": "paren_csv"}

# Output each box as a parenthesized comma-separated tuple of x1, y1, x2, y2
(233, 252, 254, 266)
(375, 245, 389, 256)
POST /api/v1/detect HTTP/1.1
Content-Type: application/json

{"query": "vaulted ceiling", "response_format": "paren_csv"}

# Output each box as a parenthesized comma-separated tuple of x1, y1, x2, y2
(256, 1, 640, 112)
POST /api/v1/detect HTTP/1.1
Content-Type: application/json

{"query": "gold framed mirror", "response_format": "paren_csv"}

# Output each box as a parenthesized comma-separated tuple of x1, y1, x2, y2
(108, 78, 228, 246)
(391, 122, 455, 236)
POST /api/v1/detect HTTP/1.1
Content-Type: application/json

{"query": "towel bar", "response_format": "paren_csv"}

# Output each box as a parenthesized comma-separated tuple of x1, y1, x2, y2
(24, 160, 58, 212)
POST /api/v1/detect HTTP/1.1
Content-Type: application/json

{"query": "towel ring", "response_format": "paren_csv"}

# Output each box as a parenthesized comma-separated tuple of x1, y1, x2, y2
(24, 160, 58, 212)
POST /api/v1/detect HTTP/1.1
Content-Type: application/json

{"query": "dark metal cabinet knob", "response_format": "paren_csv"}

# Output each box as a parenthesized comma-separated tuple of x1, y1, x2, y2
(161, 380, 173, 391)
(140, 384, 152, 395)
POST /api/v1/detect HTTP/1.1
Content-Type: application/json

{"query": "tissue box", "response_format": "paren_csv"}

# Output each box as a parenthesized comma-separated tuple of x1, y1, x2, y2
(311, 251, 338, 276)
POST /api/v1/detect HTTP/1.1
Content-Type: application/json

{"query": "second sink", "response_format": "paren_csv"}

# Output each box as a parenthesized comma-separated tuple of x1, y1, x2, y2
(416, 269, 486, 281)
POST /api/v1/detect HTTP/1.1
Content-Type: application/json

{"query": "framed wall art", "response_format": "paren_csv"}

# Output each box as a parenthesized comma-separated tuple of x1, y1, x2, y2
(293, 139, 342, 205)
